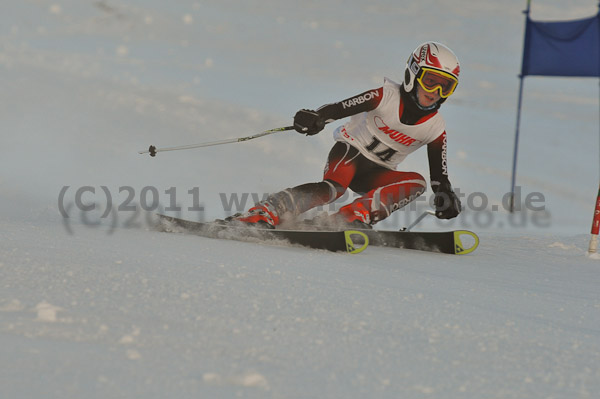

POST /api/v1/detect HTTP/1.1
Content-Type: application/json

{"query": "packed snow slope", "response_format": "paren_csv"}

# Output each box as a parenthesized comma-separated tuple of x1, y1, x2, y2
(1, 1, 600, 398)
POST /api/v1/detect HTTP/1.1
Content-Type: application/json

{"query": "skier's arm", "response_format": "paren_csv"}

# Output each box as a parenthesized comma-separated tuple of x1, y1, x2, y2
(293, 87, 383, 135)
(427, 131, 461, 219)
(317, 87, 383, 122)
(427, 131, 449, 188)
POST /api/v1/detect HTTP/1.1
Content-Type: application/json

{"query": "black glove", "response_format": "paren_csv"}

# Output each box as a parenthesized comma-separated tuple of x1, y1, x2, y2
(294, 109, 326, 135)
(433, 180, 461, 219)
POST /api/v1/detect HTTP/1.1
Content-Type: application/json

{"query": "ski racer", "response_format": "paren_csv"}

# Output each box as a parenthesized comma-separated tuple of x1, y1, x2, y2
(233, 41, 463, 228)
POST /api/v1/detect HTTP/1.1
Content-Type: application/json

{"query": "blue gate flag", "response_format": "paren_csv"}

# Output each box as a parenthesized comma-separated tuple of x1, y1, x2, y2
(521, 13, 600, 77)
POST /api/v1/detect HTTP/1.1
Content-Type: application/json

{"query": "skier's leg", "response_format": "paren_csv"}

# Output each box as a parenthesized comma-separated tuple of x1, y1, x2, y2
(233, 142, 358, 227)
(337, 170, 427, 225)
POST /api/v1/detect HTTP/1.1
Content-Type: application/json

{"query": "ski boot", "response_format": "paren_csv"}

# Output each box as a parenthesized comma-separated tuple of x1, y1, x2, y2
(309, 202, 373, 230)
(227, 201, 280, 229)
(333, 202, 373, 229)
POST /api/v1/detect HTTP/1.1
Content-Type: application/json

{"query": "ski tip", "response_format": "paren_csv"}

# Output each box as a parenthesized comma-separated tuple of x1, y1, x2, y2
(453, 230, 479, 255)
(344, 230, 369, 254)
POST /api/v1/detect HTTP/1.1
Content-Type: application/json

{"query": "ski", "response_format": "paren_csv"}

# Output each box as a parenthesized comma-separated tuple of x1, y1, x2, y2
(155, 214, 369, 254)
(360, 229, 479, 255)
(155, 215, 479, 255)
(294, 219, 479, 255)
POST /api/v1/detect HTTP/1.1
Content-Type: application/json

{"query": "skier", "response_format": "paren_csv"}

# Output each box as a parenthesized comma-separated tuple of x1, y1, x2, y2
(232, 41, 462, 229)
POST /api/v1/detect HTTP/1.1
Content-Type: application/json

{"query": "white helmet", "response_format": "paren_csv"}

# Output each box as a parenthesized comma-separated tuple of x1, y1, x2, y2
(404, 42, 460, 102)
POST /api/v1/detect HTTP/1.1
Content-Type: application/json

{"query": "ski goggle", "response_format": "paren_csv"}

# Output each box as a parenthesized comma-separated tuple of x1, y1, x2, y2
(416, 67, 458, 98)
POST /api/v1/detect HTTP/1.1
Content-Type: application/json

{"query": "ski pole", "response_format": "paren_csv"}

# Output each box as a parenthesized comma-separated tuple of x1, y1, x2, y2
(401, 210, 436, 231)
(139, 125, 295, 157)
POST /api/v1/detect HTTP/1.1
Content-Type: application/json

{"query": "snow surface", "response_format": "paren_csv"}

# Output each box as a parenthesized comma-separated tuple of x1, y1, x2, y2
(2, 1, 600, 398)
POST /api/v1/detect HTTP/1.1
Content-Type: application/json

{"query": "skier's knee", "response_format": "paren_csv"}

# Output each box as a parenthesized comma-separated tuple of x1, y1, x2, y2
(410, 172, 427, 189)
(324, 179, 347, 201)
